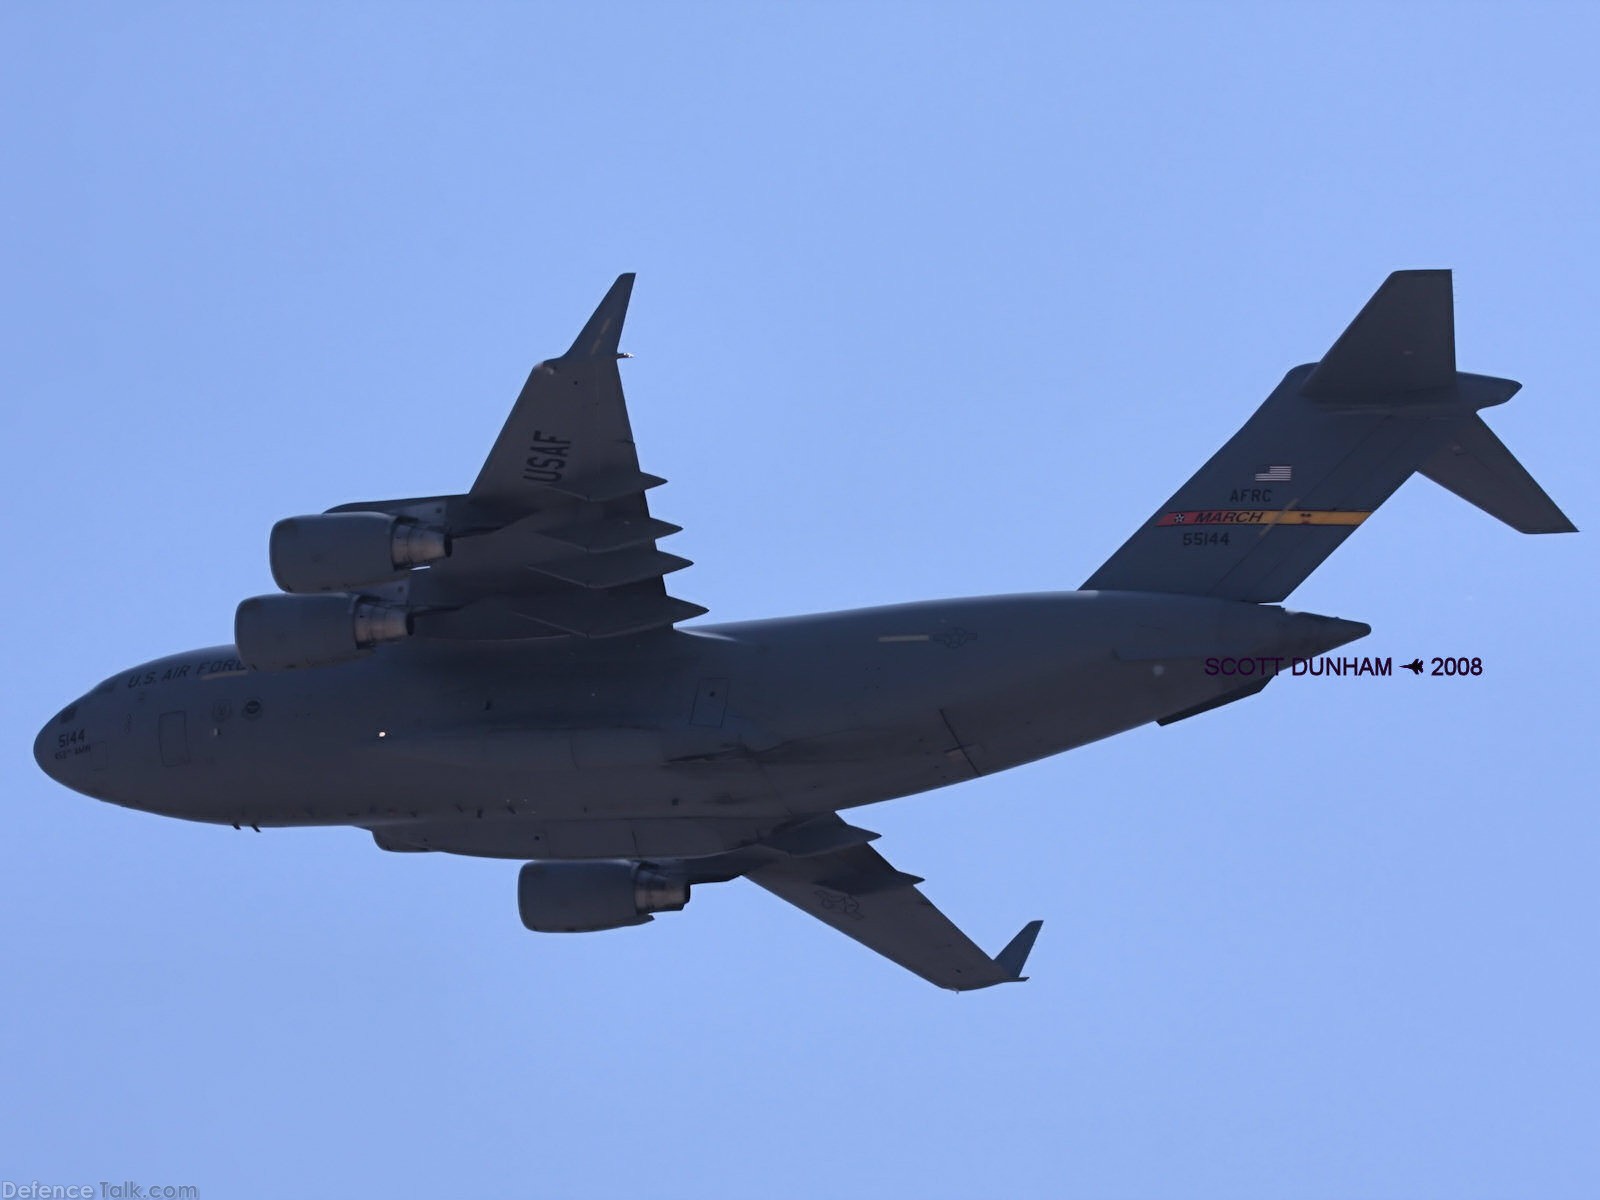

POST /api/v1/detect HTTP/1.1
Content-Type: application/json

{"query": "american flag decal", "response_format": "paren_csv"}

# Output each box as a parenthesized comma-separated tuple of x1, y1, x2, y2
(1254, 465, 1292, 482)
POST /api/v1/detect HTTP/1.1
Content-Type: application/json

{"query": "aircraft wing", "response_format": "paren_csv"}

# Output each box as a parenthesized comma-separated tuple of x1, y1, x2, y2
(330, 274, 705, 641)
(745, 833, 1042, 992)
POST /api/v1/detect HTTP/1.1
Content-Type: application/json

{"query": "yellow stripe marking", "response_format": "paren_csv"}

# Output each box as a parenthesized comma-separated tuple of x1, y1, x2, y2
(1269, 509, 1371, 526)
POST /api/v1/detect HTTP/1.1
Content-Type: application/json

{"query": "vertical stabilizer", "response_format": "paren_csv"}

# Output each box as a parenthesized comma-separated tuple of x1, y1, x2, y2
(1083, 271, 1575, 603)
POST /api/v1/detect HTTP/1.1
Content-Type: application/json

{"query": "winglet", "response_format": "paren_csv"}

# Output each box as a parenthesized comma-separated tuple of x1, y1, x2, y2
(993, 919, 1044, 981)
(565, 273, 636, 360)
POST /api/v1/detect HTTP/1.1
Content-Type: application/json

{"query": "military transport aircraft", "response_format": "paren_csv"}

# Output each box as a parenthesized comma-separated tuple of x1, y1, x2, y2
(34, 271, 1574, 990)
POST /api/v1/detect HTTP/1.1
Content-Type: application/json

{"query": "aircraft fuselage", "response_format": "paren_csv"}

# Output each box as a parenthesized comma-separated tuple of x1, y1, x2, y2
(36, 590, 1365, 859)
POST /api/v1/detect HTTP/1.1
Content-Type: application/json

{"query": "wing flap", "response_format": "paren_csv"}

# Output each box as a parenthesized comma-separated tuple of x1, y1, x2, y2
(531, 547, 693, 589)
(546, 469, 668, 504)
(543, 514, 684, 553)
(510, 590, 709, 638)
(761, 815, 881, 858)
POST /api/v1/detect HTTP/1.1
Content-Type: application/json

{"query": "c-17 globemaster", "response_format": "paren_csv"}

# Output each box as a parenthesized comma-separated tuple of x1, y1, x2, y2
(34, 271, 1574, 990)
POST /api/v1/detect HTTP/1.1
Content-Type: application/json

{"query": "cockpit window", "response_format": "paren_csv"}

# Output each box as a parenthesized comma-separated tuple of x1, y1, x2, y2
(57, 705, 78, 725)
(93, 678, 117, 696)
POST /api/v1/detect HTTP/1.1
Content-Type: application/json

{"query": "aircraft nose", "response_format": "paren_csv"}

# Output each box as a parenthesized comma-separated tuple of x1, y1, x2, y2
(34, 697, 93, 789)
(34, 709, 70, 782)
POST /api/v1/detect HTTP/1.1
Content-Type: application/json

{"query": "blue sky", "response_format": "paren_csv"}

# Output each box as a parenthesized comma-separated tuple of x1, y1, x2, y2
(3, 4, 1595, 1197)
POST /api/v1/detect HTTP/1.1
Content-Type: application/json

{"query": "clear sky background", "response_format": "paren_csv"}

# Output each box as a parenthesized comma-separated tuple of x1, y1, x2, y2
(3, 4, 1595, 1197)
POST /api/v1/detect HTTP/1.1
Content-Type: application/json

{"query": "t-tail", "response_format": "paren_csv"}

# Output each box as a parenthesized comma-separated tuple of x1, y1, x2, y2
(1082, 270, 1575, 602)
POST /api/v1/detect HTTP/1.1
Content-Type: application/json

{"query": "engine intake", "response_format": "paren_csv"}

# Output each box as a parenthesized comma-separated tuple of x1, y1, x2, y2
(270, 512, 451, 593)
(235, 592, 412, 671)
(518, 861, 690, 933)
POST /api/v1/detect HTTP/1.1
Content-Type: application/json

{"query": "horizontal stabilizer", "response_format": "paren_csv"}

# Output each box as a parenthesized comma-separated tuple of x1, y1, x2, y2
(1420, 415, 1577, 533)
(1301, 269, 1455, 398)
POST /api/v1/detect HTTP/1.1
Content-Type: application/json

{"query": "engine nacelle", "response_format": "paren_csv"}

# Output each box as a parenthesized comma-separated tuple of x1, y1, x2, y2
(270, 512, 451, 593)
(518, 861, 691, 933)
(235, 592, 411, 671)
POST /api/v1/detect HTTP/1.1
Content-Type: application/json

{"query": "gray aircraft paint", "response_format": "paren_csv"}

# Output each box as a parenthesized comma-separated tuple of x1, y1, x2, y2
(34, 271, 1573, 991)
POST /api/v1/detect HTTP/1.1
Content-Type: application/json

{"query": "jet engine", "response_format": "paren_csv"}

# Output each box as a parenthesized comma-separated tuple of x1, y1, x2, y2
(270, 512, 451, 593)
(234, 592, 411, 671)
(517, 861, 690, 933)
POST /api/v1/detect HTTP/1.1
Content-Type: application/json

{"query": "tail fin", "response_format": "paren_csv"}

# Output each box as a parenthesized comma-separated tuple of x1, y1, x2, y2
(1082, 270, 1575, 603)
